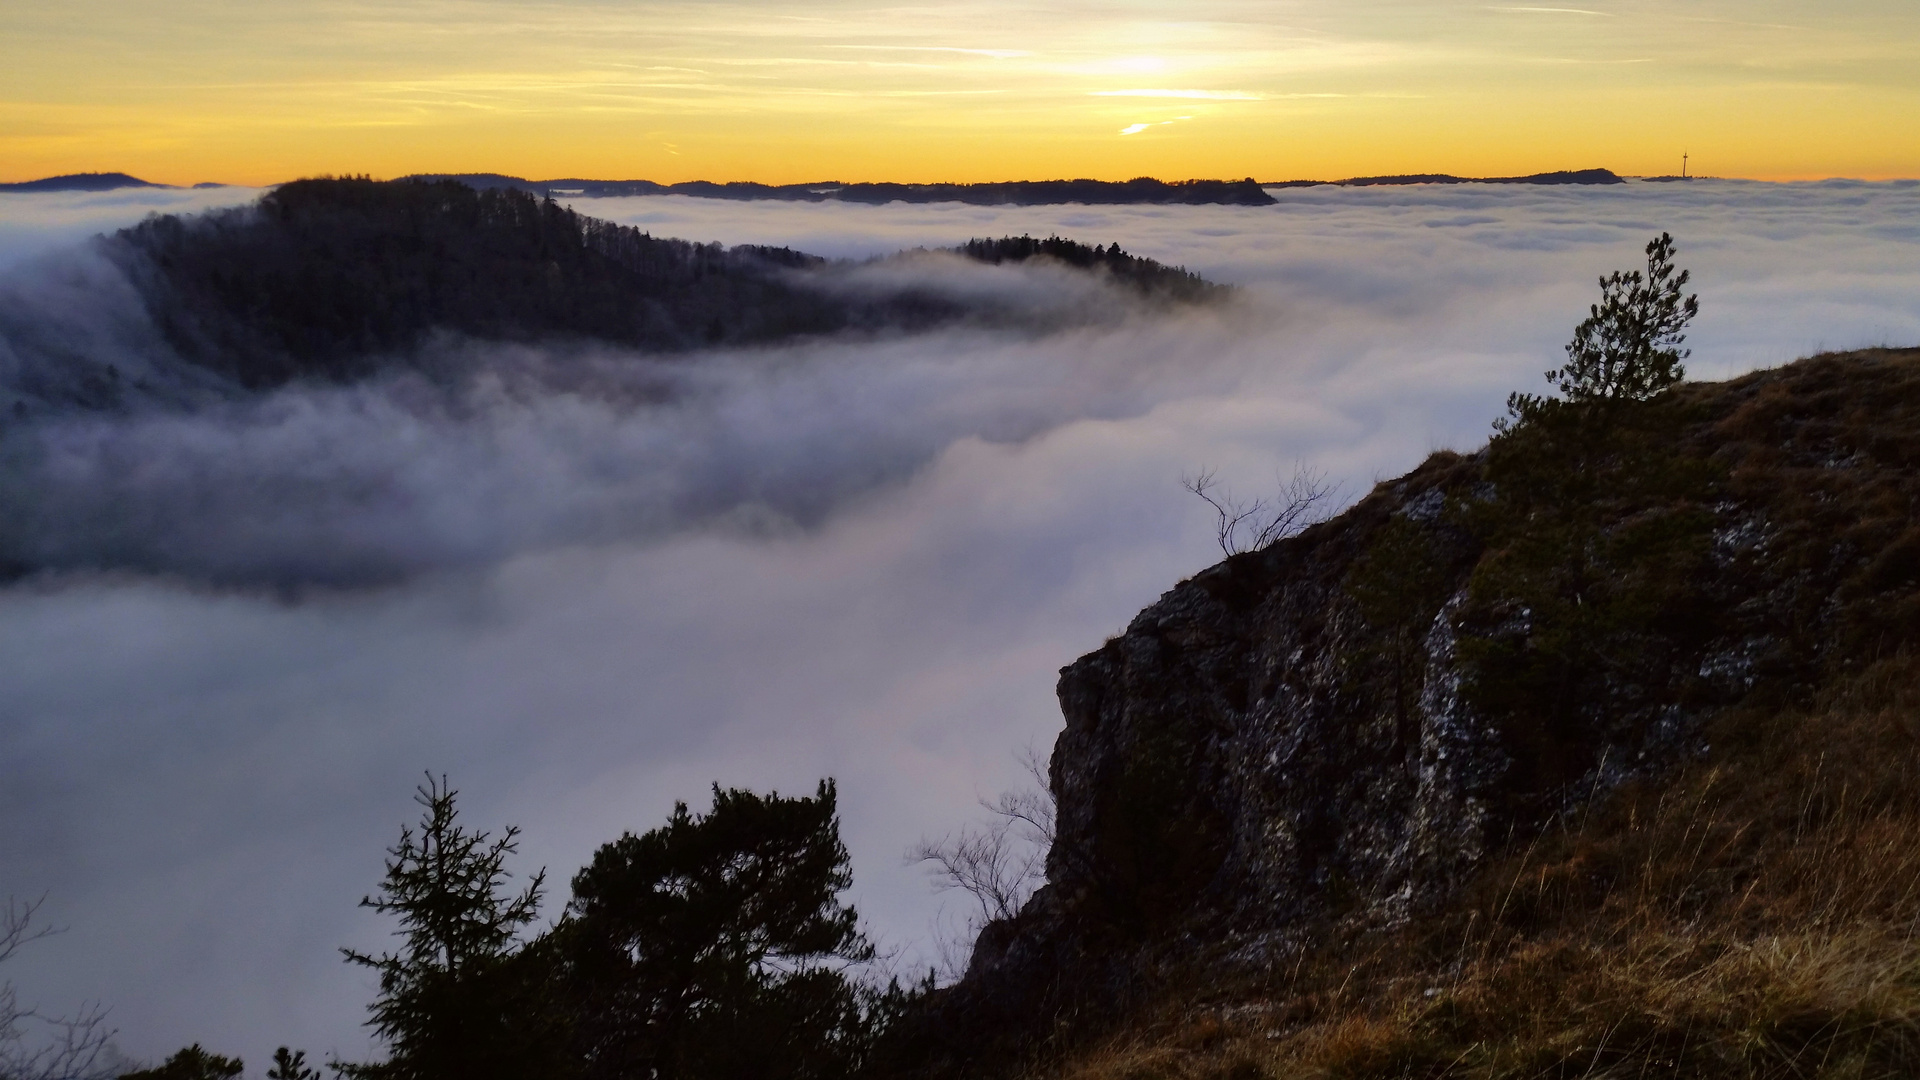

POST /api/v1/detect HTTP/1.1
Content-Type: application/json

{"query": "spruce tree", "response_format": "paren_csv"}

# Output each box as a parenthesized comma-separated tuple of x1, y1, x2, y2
(1506, 232, 1700, 425)
(337, 776, 552, 1080)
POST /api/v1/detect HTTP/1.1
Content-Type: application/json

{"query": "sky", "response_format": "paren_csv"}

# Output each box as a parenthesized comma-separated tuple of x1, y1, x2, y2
(4, 0, 1919, 185)
(1, 179, 1918, 1069)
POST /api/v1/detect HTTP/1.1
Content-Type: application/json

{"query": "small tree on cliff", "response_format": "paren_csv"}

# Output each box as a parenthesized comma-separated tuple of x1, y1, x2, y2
(1504, 232, 1699, 426)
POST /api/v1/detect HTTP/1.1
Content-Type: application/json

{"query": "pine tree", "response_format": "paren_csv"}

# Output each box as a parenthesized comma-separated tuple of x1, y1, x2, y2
(264, 1048, 318, 1080)
(561, 780, 879, 1080)
(336, 776, 551, 1080)
(117, 1045, 241, 1080)
(1505, 232, 1700, 426)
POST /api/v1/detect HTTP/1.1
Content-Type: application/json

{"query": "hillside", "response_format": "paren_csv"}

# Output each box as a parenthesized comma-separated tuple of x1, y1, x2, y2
(888, 347, 1920, 1079)
(79, 177, 1222, 395)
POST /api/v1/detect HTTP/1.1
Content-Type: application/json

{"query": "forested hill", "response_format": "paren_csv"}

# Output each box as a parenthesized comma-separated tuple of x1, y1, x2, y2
(112, 178, 840, 389)
(99, 177, 1224, 393)
(956, 235, 1219, 303)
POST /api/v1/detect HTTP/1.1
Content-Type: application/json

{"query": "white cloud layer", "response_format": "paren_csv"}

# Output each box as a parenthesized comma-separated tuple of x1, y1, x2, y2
(1, 179, 1918, 1066)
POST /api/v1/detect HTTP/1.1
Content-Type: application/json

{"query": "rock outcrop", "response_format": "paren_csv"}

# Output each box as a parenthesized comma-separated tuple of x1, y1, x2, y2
(897, 347, 1920, 1074)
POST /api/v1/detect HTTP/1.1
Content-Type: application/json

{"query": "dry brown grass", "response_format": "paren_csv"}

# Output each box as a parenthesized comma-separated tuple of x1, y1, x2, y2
(1034, 654, 1920, 1080)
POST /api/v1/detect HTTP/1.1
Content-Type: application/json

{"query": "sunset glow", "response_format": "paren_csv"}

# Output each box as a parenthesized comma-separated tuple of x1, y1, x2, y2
(5, 0, 1917, 184)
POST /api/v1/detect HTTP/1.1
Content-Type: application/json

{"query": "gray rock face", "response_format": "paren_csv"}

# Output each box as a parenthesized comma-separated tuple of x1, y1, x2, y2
(944, 456, 1514, 1041)
(905, 349, 1920, 1075)
(1034, 461, 1497, 954)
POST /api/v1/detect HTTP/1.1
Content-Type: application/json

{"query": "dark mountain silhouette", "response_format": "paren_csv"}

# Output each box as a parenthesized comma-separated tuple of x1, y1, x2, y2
(0, 172, 169, 193)
(96, 177, 1224, 393)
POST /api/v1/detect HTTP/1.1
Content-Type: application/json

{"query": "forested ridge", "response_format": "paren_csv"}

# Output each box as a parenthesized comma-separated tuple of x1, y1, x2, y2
(102, 177, 1225, 392)
(114, 178, 844, 388)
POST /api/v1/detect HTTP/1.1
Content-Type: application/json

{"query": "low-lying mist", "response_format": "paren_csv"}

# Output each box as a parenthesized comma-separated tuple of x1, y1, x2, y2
(0, 260, 1248, 586)
(1, 179, 1917, 1067)
(0, 186, 1235, 586)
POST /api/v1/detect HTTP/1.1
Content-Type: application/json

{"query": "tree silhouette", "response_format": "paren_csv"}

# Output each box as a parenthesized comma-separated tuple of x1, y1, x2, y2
(264, 1048, 319, 1080)
(560, 781, 880, 1080)
(1506, 232, 1699, 426)
(116, 1045, 240, 1080)
(1, 896, 115, 1080)
(336, 776, 555, 1080)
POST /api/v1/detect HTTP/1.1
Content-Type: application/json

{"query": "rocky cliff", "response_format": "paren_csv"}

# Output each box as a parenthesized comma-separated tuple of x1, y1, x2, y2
(895, 347, 1920, 1076)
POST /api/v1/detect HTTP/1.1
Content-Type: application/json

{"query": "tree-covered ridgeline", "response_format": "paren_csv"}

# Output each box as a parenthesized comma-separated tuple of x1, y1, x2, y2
(105, 178, 1229, 393)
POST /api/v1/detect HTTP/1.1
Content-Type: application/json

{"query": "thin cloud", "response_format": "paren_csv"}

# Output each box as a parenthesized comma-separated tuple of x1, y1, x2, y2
(826, 46, 1031, 59)
(1090, 89, 1262, 99)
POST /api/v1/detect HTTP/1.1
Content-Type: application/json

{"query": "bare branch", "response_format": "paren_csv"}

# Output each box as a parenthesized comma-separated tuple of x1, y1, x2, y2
(1183, 463, 1338, 557)
(1, 897, 118, 1080)
(980, 744, 1054, 848)
(0, 897, 58, 968)
(911, 743, 1058, 970)
(911, 818, 1040, 926)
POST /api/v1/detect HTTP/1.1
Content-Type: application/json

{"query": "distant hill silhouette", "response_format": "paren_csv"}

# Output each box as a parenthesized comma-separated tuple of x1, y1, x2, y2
(0, 169, 1631, 198)
(1266, 167, 1626, 188)
(405, 174, 1277, 206)
(0, 172, 169, 193)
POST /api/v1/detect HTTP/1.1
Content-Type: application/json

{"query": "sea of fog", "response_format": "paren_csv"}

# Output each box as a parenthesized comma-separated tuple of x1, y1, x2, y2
(1, 178, 1918, 1066)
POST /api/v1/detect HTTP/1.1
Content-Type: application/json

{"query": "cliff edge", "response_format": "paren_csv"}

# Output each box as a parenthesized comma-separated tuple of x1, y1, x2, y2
(892, 347, 1920, 1079)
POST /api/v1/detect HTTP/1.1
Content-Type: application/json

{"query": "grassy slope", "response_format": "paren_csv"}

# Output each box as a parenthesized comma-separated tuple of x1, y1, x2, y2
(1035, 349, 1920, 1080)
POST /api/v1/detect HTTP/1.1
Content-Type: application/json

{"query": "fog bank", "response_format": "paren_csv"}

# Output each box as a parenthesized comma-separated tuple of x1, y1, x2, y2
(0, 179, 1916, 1067)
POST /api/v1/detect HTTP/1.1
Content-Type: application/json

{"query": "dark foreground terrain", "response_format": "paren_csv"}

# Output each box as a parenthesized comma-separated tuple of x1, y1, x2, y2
(887, 347, 1920, 1080)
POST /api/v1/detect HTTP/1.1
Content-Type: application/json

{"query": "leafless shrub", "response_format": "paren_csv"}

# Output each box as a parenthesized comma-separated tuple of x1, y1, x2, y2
(912, 747, 1056, 982)
(1181, 463, 1337, 557)
(1, 897, 117, 1080)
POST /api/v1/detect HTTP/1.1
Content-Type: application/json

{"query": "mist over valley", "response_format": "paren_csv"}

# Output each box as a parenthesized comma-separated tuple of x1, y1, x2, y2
(2, 178, 1919, 1067)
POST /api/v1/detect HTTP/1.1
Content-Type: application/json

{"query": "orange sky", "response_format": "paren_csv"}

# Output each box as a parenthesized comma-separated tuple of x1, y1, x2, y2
(4, 0, 1918, 186)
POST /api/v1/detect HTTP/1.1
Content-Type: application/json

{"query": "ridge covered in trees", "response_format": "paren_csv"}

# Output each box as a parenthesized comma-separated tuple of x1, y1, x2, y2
(101, 177, 1227, 392)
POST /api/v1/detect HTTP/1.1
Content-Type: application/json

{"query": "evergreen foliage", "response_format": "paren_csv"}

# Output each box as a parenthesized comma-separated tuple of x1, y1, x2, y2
(264, 1049, 319, 1080)
(333, 775, 901, 1080)
(1504, 232, 1699, 425)
(559, 781, 884, 1080)
(1448, 232, 1713, 813)
(102, 180, 1229, 395)
(1458, 396, 1723, 815)
(953, 236, 1223, 302)
(114, 177, 838, 388)
(336, 776, 556, 1080)
(116, 1046, 241, 1080)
